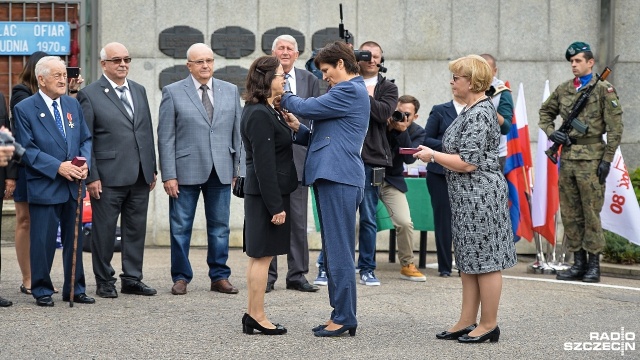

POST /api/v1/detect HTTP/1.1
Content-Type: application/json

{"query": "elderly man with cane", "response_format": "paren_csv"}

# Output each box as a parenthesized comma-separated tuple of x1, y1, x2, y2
(13, 56, 93, 307)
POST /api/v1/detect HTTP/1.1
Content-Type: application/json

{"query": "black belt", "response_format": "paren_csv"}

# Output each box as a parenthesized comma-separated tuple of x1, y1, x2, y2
(569, 137, 603, 145)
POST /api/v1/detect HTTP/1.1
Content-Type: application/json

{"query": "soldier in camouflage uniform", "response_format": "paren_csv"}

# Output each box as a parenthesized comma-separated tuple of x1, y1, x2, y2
(539, 42, 623, 283)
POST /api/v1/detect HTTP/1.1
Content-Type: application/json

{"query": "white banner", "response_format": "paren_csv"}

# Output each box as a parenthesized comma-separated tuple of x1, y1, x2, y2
(601, 148, 640, 246)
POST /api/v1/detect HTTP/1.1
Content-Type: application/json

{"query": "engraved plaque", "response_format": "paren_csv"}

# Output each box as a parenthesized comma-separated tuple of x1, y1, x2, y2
(211, 26, 255, 59)
(159, 26, 204, 59)
(214, 66, 249, 95)
(261, 27, 305, 55)
(158, 65, 190, 90)
(312, 28, 342, 49)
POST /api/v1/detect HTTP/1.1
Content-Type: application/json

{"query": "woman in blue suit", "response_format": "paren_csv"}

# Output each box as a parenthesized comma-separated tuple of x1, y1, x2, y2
(281, 41, 370, 337)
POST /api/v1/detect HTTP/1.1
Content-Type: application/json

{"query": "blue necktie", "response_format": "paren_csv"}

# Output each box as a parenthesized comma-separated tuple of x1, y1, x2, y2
(52, 101, 66, 139)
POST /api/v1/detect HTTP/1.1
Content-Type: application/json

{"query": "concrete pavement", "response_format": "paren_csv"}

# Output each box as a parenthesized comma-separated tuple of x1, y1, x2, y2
(1, 246, 639, 359)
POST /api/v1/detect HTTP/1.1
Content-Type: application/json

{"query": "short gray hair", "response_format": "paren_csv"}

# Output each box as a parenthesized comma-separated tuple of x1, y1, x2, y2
(35, 56, 65, 78)
(272, 35, 298, 52)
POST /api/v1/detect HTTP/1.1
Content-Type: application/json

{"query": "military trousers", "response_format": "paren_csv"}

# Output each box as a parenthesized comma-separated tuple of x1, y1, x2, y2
(559, 158, 606, 253)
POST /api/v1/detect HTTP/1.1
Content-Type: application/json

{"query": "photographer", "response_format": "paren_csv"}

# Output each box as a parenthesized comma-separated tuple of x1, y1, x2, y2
(1, 91, 18, 307)
(380, 95, 426, 281)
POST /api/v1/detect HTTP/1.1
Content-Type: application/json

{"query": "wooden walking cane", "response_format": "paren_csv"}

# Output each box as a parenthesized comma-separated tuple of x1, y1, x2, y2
(69, 178, 82, 308)
(69, 156, 86, 308)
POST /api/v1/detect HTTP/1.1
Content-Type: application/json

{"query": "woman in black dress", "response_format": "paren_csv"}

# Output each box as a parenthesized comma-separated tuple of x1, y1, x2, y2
(415, 55, 516, 343)
(241, 56, 298, 335)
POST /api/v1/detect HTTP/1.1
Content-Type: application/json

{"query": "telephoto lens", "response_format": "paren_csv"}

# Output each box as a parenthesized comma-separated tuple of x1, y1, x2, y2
(392, 110, 405, 122)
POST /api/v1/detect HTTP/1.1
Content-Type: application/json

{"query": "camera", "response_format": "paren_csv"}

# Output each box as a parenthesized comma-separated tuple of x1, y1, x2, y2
(353, 50, 371, 62)
(392, 110, 410, 122)
(0, 131, 25, 164)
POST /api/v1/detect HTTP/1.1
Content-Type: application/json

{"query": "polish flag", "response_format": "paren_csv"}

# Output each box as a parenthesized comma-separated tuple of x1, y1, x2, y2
(532, 80, 559, 245)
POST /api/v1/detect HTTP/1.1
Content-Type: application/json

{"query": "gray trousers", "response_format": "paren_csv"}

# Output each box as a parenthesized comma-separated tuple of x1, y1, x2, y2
(268, 183, 310, 284)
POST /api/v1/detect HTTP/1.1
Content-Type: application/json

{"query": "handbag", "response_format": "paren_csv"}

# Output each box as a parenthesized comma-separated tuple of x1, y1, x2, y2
(232, 142, 245, 198)
(232, 175, 245, 198)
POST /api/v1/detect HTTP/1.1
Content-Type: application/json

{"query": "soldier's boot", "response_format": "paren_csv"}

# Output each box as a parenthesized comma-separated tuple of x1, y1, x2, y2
(556, 249, 587, 281)
(582, 252, 601, 283)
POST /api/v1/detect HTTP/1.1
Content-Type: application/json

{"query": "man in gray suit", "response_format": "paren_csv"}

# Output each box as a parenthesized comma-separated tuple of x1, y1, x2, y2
(78, 42, 158, 298)
(266, 35, 321, 293)
(158, 43, 242, 296)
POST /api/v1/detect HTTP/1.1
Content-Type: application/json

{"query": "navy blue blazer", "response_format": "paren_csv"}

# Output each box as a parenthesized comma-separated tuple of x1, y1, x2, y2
(423, 101, 458, 175)
(13, 92, 92, 204)
(282, 76, 369, 188)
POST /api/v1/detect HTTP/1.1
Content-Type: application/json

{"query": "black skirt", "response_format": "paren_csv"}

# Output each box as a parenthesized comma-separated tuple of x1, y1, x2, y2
(243, 194, 291, 258)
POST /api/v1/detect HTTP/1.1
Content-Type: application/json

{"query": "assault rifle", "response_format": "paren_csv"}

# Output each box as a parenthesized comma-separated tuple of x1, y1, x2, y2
(545, 55, 619, 164)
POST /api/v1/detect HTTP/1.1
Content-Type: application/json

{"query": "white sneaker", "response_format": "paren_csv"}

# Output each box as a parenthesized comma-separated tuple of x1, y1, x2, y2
(314, 269, 328, 286)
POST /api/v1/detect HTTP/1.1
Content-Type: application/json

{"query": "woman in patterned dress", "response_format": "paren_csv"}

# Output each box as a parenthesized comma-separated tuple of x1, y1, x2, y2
(415, 55, 517, 343)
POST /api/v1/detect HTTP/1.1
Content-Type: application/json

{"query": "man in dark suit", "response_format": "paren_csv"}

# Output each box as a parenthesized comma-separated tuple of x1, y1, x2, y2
(0, 92, 18, 307)
(14, 56, 93, 307)
(158, 43, 242, 296)
(77, 42, 158, 298)
(423, 96, 466, 277)
(266, 35, 321, 293)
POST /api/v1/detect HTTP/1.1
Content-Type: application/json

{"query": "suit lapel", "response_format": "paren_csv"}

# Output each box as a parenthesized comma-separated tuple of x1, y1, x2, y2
(444, 101, 458, 127)
(100, 75, 134, 123)
(34, 94, 67, 151)
(294, 68, 306, 98)
(182, 77, 210, 125)
(60, 96, 75, 155)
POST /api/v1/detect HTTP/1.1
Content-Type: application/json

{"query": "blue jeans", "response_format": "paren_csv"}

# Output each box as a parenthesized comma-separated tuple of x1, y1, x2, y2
(317, 165, 379, 272)
(170, 169, 231, 283)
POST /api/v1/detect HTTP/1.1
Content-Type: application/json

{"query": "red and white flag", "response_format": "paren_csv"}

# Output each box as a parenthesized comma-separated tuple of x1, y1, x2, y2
(531, 80, 560, 245)
(601, 148, 640, 246)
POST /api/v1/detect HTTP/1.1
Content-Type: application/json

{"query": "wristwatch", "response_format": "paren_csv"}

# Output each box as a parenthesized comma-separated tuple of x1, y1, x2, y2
(430, 149, 436, 163)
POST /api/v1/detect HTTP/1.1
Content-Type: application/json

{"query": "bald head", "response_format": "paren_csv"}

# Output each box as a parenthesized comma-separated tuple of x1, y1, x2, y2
(100, 42, 130, 85)
(480, 53, 497, 76)
(186, 43, 214, 60)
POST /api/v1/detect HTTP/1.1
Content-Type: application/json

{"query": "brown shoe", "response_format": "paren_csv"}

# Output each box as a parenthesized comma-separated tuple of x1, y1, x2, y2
(210, 279, 239, 294)
(171, 280, 188, 295)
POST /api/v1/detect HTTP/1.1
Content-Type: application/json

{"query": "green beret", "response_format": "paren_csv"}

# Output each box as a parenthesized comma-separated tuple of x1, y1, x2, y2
(565, 42, 591, 61)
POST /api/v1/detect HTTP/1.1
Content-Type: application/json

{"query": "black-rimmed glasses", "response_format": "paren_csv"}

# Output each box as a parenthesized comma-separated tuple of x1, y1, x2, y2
(104, 57, 132, 64)
(452, 74, 468, 82)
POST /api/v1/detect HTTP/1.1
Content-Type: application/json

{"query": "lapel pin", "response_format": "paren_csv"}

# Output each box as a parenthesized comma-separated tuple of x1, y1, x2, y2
(40, 113, 45, 117)
(104, 88, 109, 93)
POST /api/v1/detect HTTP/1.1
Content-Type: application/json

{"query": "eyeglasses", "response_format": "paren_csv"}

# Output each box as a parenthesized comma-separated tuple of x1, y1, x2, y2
(452, 74, 468, 82)
(50, 73, 67, 80)
(104, 57, 132, 64)
(188, 59, 214, 66)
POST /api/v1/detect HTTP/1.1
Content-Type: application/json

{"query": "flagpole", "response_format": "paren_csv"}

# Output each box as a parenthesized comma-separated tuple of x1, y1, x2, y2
(547, 209, 570, 271)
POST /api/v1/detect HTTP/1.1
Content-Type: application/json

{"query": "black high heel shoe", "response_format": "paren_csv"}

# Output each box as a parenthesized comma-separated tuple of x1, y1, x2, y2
(313, 325, 357, 337)
(458, 326, 500, 343)
(242, 314, 287, 335)
(436, 324, 477, 340)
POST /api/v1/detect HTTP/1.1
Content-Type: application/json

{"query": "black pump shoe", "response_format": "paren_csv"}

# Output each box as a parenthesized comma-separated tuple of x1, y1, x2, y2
(458, 326, 500, 343)
(436, 324, 477, 340)
(242, 314, 287, 335)
(312, 324, 328, 332)
(313, 325, 357, 337)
